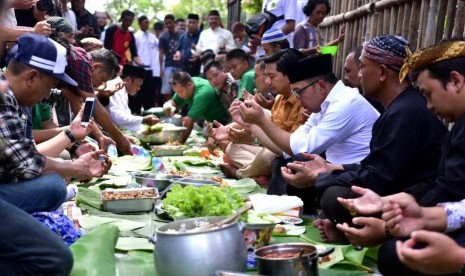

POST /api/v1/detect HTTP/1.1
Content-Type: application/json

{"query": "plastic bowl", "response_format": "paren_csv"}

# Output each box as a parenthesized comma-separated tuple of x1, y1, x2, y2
(243, 223, 278, 250)
(320, 45, 338, 56)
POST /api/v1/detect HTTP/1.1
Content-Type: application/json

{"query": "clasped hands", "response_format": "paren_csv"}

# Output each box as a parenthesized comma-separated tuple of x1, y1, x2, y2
(281, 153, 331, 188)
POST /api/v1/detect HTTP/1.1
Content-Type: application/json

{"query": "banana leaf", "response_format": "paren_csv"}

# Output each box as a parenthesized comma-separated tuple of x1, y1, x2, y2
(76, 187, 103, 210)
(116, 251, 156, 276)
(110, 155, 152, 172)
(78, 215, 145, 232)
(70, 224, 119, 276)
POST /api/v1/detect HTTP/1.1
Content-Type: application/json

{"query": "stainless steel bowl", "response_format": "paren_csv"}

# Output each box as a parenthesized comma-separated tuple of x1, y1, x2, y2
(160, 116, 183, 126)
(133, 172, 182, 191)
(138, 127, 186, 145)
(170, 177, 219, 187)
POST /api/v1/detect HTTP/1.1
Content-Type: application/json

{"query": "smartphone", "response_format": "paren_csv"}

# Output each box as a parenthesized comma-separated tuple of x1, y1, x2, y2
(81, 97, 95, 127)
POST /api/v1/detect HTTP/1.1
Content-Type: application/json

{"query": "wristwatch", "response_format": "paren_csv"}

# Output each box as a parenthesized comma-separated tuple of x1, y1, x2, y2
(64, 129, 77, 143)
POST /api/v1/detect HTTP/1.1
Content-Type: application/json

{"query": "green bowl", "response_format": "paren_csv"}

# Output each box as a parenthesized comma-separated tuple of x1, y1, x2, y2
(320, 45, 338, 56)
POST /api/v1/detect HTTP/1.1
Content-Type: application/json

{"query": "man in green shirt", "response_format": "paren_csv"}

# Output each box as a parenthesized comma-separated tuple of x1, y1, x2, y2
(226, 49, 255, 99)
(32, 103, 53, 130)
(163, 72, 229, 142)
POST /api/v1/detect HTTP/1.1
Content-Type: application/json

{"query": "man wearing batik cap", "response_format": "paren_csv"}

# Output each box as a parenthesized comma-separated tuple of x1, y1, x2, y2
(339, 39, 465, 276)
(298, 35, 447, 242)
(107, 64, 159, 132)
(0, 34, 107, 213)
(261, 27, 290, 56)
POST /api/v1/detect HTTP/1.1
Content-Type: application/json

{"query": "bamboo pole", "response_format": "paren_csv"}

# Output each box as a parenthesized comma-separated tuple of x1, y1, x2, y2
(361, 15, 367, 42)
(354, 18, 360, 47)
(383, 6, 390, 34)
(435, 0, 447, 43)
(370, 10, 378, 37)
(452, 0, 465, 38)
(377, 9, 384, 36)
(317, 0, 456, 75)
(396, 4, 404, 35)
(389, 5, 398, 35)
(341, 0, 348, 18)
(416, 0, 429, 49)
(365, 13, 372, 40)
(320, 2, 374, 27)
(424, 0, 438, 47)
(443, 0, 457, 40)
(348, 18, 355, 47)
(408, 1, 420, 49)
(402, 2, 412, 38)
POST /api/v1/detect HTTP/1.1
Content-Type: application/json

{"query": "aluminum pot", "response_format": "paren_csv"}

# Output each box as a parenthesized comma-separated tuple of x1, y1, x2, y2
(254, 243, 334, 276)
(152, 216, 247, 276)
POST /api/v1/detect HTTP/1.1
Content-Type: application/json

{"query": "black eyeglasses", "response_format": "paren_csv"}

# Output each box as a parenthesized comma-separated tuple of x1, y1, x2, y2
(291, 80, 319, 98)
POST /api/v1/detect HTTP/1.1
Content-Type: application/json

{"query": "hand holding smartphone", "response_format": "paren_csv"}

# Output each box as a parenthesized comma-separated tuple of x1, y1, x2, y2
(81, 97, 96, 127)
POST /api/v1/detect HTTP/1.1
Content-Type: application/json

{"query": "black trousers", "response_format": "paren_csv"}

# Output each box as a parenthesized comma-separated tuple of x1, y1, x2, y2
(0, 198, 73, 275)
(319, 185, 360, 225)
(268, 155, 319, 214)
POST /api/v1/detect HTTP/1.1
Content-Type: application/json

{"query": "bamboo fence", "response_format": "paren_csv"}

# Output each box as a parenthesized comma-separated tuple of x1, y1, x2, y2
(319, 0, 465, 77)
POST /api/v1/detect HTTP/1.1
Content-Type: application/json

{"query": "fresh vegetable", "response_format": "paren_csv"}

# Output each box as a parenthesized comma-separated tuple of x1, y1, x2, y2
(163, 184, 244, 218)
(149, 124, 163, 132)
(246, 211, 281, 224)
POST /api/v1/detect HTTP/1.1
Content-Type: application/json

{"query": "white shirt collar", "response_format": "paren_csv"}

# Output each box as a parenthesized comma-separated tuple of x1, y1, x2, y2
(320, 80, 346, 115)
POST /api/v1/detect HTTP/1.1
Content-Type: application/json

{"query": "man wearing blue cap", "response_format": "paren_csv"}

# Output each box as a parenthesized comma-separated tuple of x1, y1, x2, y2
(0, 33, 107, 213)
(261, 27, 290, 56)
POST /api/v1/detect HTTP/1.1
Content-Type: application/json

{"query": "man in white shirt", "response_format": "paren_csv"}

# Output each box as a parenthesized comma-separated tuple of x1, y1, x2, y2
(235, 50, 379, 209)
(132, 15, 161, 113)
(194, 10, 235, 56)
(252, 0, 297, 56)
(107, 64, 159, 133)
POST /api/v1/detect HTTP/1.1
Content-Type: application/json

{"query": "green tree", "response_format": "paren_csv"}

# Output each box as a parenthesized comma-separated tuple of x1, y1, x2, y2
(169, 0, 228, 25)
(242, 0, 262, 16)
(105, 0, 165, 23)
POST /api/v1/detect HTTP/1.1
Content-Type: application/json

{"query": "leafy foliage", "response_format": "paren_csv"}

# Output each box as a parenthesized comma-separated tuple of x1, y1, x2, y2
(170, 0, 228, 23)
(104, 0, 165, 23)
(163, 184, 244, 218)
(242, 0, 263, 15)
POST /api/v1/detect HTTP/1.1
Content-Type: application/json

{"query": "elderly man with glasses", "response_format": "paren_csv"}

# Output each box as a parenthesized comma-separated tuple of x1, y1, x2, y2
(234, 49, 379, 212)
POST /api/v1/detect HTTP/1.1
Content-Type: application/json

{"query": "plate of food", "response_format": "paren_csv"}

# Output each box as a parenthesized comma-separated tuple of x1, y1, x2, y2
(272, 224, 306, 236)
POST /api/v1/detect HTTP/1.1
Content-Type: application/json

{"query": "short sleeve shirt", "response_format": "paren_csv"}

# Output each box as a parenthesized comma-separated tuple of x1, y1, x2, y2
(159, 31, 183, 68)
(32, 103, 51, 130)
(172, 77, 229, 122)
(238, 70, 256, 99)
